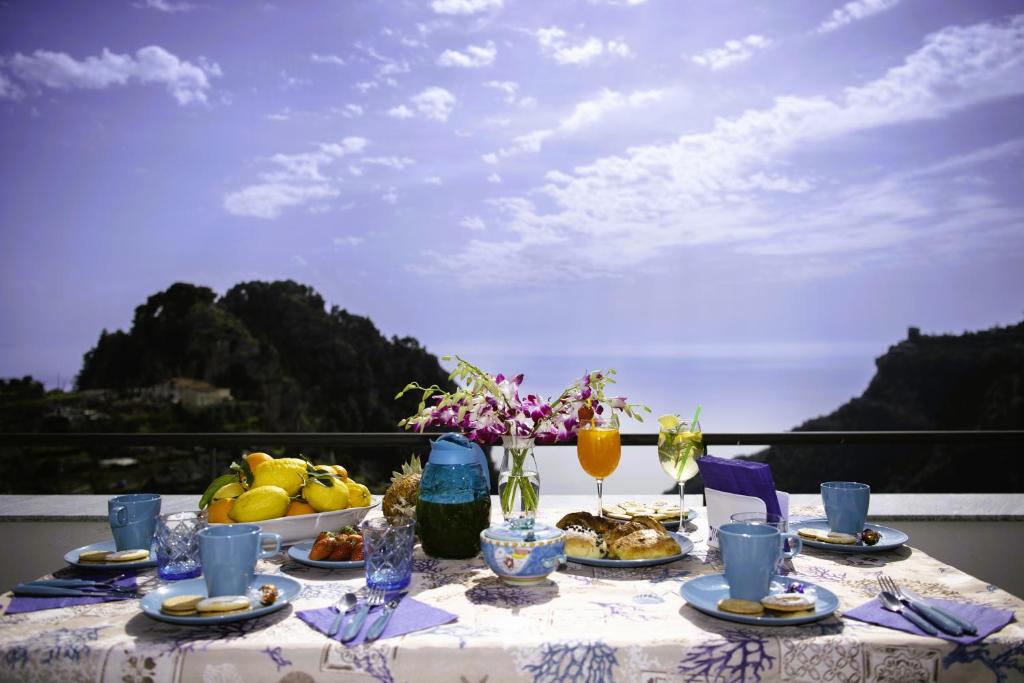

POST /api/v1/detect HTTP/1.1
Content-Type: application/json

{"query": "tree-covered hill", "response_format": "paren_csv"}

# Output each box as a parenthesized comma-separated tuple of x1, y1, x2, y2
(737, 322, 1024, 492)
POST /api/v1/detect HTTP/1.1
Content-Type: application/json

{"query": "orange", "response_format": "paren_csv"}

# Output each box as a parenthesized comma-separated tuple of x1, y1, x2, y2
(245, 452, 274, 472)
(331, 464, 348, 478)
(207, 498, 235, 524)
(286, 500, 316, 517)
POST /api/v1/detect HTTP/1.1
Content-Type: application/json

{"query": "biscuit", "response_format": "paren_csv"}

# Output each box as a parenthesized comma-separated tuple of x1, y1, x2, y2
(774, 608, 816, 618)
(761, 593, 816, 612)
(106, 549, 150, 562)
(603, 500, 684, 522)
(717, 598, 764, 615)
(196, 595, 251, 615)
(161, 595, 203, 615)
(822, 532, 858, 545)
(797, 528, 826, 541)
(78, 550, 112, 563)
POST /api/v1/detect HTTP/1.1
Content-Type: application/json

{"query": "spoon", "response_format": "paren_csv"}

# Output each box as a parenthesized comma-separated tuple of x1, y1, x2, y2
(878, 589, 937, 636)
(328, 590, 359, 636)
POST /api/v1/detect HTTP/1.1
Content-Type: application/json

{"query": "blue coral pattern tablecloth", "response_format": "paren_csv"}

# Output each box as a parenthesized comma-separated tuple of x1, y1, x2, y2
(0, 501, 1021, 683)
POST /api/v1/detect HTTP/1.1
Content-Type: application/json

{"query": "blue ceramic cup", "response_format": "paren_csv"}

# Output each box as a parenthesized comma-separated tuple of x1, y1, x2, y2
(821, 481, 870, 534)
(198, 524, 281, 597)
(719, 522, 798, 601)
(108, 493, 161, 551)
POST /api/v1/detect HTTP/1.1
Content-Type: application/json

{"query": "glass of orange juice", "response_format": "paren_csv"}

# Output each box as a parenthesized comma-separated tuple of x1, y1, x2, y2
(576, 411, 621, 516)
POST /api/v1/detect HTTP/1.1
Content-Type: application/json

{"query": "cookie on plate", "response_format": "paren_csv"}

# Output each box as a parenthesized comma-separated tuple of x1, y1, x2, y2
(717, 598, 764, 615)
(196, 595, 251, 616)
(78, 550, 112, 563)
(161, 594, 203, 616)
(821, 531, 858, 545)
(761, 593, 816, 612)
(106, 549, 150, 562)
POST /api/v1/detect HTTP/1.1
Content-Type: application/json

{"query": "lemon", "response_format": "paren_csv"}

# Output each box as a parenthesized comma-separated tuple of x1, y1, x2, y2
(657, 414, 681, 430)
(251, 458, 308, 496)
(229, 485, 290, 522)
(303, 477, 350, 512)
(345, 480, 372, 508)
(213, 482, 245, 500)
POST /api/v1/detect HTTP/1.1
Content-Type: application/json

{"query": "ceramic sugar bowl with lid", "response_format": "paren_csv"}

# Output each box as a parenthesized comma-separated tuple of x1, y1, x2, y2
(480, 523, 565, 586)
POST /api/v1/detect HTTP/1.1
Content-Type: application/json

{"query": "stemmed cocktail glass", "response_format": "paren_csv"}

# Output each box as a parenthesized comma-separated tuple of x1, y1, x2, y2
(576, 411, 621, 517)
(657, 414, 705, 528)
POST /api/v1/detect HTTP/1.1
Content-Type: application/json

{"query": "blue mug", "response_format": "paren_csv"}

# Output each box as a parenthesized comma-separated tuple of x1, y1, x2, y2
(108, 493, 161, 551)
(198, 524, 281, 597)
(719, 522, 799, 601)
(821, 481, 870, 534)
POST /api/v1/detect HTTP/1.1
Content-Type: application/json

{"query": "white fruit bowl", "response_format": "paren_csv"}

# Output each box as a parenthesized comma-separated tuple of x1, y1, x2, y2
(253, 496, 382, 545)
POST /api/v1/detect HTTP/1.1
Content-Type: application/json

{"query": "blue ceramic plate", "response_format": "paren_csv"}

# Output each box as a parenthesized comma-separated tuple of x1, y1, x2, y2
(567, 532, 694, 567)
(790, 518, 909, 553)
(681, 574, 839, 626)
(288, 541, 365, 570)
(140, 574, 300, 625)
(64, 540, 158, 570)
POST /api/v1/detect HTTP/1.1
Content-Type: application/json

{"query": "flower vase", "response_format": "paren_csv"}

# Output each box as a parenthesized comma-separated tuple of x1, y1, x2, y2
(499, 435, 540, 529)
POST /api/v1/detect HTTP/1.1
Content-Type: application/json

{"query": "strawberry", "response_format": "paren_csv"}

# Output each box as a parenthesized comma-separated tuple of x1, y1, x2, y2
(309, 535, 337, 561)
(350, 541, 364, 562)
(329, 538, 353, 561)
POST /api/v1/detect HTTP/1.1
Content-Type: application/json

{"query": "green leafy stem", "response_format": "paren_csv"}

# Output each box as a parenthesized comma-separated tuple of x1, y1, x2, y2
(500, 447, 539, 516)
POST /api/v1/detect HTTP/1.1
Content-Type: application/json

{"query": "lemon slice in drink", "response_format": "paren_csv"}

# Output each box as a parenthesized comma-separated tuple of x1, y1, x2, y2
(658, 414, 681, 430)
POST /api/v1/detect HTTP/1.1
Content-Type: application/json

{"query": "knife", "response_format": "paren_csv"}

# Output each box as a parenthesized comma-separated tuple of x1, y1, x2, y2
(340, 599, 373, 642)
(902, 588, 977, 636)
(364, 594, 405, 642)
(13, 584, 132, 599)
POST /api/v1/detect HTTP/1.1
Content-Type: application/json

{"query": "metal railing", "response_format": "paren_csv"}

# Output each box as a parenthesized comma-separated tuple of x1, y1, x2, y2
(1, 430, 1022, 449)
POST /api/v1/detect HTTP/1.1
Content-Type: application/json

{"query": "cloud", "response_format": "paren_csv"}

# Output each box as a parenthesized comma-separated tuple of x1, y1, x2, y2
(0, 71, 22, 100)
(587, 0, 648, 4)
(224, 137, 367, 219)
(310, 53, 346, 66)
(535, 26, 632, 65)
(410, 87, 456, 121)
(136, 0, 194, 12)
(487, 173, 502, 183)
(359, 156, 416, 170)
(338, 103, 363, 118)
(487, 88, 665, 160)
(691, 35, 772, 70)
(381, 187, 399, 204)
(333, 236, 365, 247)
(816, 0, 900, 34)
(437, 41, 496, 68)
(387, 104, 414, 119)
(431, 0, 502, 15)
(485, 80, 518, 103)
(224, 184, 340, 220)
(460, 215, 487, 231)
(439, 15, 1024, 284)
(424, 176, 443, 185)
(2, 45, 220, 105)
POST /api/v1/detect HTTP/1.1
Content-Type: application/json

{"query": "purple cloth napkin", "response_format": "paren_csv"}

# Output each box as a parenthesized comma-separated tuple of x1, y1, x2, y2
(297, 596, 456, 646)
(6, 572, 138, 615)
(845, 596, 1015, 644)
(698, 454, 783, 519)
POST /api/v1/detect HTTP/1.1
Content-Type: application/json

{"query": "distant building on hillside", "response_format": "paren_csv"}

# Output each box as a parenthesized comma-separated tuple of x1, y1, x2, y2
(148, 378, 232, 412)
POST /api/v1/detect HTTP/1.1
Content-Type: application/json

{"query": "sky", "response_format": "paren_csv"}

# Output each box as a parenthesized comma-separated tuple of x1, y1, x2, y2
(1, 0, 1023, 392)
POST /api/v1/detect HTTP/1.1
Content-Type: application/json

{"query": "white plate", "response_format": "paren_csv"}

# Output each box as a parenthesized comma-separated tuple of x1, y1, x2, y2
(209, 496, 380, 545)
(288, 541, 365, 569)
(566, 532, 694, 567)
(64, 540, 158, 570)
(140, 574, 300, 625)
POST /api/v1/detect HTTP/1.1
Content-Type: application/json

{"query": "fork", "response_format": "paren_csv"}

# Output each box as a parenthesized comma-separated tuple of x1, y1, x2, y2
(364, 593, 405, 642)
(340, 587, 385, 642)
(876, 577, 937, 635)
(881, 575, 965, 636)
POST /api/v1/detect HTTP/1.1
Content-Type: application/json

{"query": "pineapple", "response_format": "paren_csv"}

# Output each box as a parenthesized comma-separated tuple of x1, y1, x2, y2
(383, 454, 422, 524)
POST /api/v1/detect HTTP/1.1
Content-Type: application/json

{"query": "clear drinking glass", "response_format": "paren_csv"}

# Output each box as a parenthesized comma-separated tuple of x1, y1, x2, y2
(155, 511, 205, 580)
(576, 411, 621, 517)
(657, 417, 705, 528)
(362, 517, 416, 591)
(729, 511, 800, 575)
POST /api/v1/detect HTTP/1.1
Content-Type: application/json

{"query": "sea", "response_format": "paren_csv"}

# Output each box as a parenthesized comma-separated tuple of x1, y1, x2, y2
(459, 352, 878, 496)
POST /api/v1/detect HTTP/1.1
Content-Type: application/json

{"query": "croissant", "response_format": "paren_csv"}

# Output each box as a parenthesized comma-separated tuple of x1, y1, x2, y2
(608, 528, 681, 560)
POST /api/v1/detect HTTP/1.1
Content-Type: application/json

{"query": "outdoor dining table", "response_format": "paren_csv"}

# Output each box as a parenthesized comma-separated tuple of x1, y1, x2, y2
(0, 495, 1021, 683)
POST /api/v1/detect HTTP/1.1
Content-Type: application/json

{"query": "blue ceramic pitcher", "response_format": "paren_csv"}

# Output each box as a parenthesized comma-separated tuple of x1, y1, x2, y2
(416, 434, 492, 559)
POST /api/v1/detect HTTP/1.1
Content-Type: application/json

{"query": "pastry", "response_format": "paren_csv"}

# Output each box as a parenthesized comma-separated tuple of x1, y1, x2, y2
(161, 594, 203, 616)
(608, 528, 681, 560)
(562, 525, 607, 559)
(555, 511, 616, 535)
(761, 593, 815, 612)
(196, 595, 251, 615)
(78, 550, 112, 563)
(106, 549, 150, 562)
(717, 598, 764, 615)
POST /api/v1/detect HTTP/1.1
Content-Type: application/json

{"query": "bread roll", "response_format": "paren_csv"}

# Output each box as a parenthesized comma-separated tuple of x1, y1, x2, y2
(563, 526, 606, 558)
(608, 529, 681, 560)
